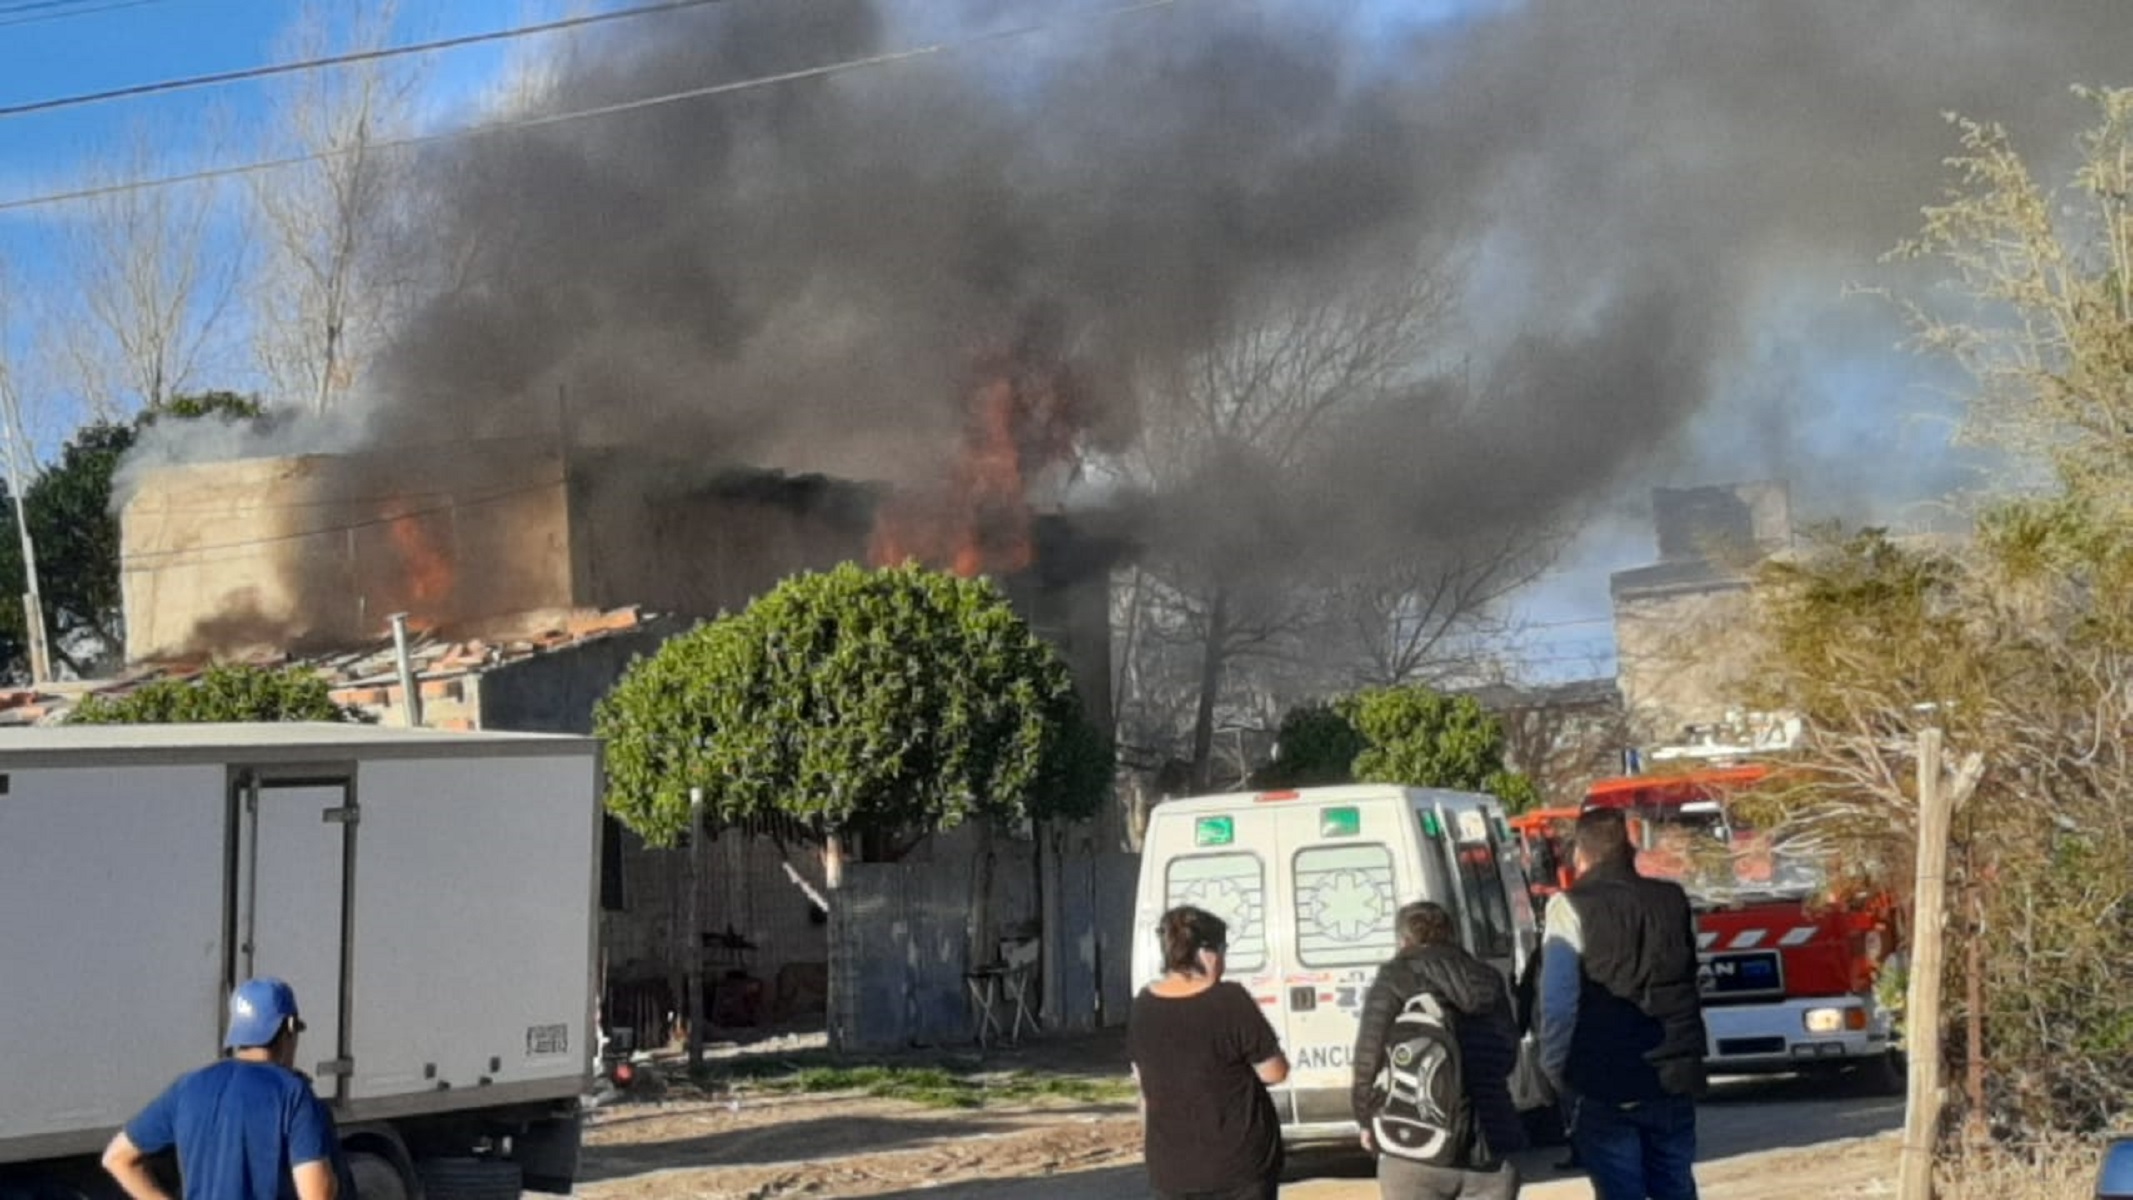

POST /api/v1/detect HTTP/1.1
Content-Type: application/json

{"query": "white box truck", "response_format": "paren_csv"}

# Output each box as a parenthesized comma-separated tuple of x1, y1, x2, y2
(1131, 785, 1542, 1143)
(0, 724, 603, 1199)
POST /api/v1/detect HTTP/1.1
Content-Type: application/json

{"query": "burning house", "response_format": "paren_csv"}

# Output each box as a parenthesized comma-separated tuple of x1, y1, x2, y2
(115, 417, 1128, 1048)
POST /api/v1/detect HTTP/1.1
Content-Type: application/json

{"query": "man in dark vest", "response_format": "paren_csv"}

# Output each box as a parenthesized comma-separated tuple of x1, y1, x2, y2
(1538, 808, 1707, 1200)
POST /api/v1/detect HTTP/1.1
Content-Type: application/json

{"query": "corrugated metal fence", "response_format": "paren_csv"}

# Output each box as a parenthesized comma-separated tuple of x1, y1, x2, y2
(830, 849, 1140, 1051)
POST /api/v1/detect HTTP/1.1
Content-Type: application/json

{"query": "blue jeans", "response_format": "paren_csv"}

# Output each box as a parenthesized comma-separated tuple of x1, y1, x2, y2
(1570, 1092, 1698, 1200)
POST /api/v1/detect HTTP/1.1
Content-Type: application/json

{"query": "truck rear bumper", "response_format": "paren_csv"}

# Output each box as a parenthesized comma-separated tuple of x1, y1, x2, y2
(1704, 996, 1892, 1071)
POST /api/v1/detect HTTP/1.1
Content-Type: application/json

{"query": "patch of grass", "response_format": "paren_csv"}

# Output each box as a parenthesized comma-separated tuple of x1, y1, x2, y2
(789, 1066, 981, 1109)
(982, 1073, 1138, 1106)
(1936, 1134, 2103, 1200)
(707, 1063, 1135, 1111)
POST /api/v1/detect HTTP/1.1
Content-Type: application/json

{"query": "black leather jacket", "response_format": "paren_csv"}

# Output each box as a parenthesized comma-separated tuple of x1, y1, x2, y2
(1349, 943, 1528, 1161)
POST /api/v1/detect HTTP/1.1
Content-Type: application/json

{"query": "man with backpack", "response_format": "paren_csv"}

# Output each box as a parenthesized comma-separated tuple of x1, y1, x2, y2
(1351, 901, 1526, 1199)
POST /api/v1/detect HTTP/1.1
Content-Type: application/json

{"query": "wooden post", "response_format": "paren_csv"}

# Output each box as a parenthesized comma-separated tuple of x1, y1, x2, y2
(969, 818, 997, 971)
(824, 833, 847, 1051)
(1963, 857, 1987, 1145)
(1038, 821, 1063, 1032)
(824, 833, 846, 889)
(1899, 727, 1953, 1200)
(685, 789, 705, 1071)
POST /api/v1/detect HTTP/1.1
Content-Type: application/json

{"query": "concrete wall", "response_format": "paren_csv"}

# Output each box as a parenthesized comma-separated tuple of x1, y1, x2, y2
(121, 445, 574, 659)
(121, 450, 1115, 697)
(1653, 480, 1792, 562)
(1611, 480, 1794, 741)
(474, 623, 678, 733)
(1611, 578, 1761, 741)
(571, 462, 877, 618)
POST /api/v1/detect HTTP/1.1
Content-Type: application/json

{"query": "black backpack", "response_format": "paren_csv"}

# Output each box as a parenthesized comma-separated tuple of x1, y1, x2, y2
(1370, 988, 1474, 1166)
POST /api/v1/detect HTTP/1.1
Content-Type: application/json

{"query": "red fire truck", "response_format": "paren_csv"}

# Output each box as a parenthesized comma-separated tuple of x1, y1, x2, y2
(1509, 806, 1580, 905)
(1580, 761, 1903, 1089)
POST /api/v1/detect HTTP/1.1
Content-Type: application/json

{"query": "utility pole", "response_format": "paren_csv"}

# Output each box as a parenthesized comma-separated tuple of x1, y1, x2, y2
(0, 362, 51, 684)
(1897, 728, 1984, 1200)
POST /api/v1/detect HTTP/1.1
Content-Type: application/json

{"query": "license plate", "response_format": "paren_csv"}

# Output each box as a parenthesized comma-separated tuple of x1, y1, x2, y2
(1698, 950, 1783, 997)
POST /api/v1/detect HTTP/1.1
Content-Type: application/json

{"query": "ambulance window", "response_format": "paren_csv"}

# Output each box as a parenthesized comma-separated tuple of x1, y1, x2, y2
(1526, 837, 1559, 884)
(1165, 853, 1268, 972)
(1292, 843, 1398, 967)
(1455, 840, 1516, 959)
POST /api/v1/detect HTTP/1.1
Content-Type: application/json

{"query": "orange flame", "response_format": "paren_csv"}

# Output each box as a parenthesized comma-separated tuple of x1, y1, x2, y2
(869, 350, 1082, 577)
(386, 512, 453, 619)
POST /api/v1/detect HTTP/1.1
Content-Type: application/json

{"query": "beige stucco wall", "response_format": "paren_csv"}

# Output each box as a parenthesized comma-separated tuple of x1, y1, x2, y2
(121, 445, 574, 660)
(1612, 580, 1764, 741)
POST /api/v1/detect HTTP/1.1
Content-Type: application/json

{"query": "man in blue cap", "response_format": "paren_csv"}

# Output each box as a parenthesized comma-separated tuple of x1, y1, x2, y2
(103, 977, 345, 1200)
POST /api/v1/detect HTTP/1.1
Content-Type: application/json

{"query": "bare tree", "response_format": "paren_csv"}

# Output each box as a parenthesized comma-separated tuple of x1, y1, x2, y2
(1326, 522, 1563, 690)
(0, 256, 53, 682)
(1108, 261, 1547, 790)
(62, 136, 243, 419)
(1488, 681, 1634, 807)
(250, 0, 424, 414)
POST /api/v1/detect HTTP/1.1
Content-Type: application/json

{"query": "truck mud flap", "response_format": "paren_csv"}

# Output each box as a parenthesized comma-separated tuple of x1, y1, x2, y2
(514, 1112, 583, 1196)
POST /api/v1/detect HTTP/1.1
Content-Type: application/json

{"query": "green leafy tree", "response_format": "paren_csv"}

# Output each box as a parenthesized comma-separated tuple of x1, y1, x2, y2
(1341, 684, 1539, 811)
(141, 389, 266, 426)
(69, 663, 357, 723)
(1260, 702, 1367, 787)
(0, 392, 264, 677)
(596, 562, 1111, 853)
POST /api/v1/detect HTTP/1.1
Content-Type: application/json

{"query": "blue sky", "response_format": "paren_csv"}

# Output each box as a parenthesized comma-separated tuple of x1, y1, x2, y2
(0, 0, 575, 244)
(0, 0, 580, 446)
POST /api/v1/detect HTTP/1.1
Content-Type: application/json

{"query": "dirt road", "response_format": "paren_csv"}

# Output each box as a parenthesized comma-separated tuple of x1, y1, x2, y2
(578, 1037, 1904, 1200)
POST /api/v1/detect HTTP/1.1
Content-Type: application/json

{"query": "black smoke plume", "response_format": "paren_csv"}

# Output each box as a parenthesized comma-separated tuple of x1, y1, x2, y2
(138, 0, 2133, 616)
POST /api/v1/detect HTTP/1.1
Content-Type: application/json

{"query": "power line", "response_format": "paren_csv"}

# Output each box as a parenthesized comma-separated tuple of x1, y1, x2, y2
(0, 0, 122, 16)
(1520, 615, 1615, 631)
(118, 475, 570, 569)
(0, 0, 1212, 214)
(0, 0, 157, 27)
(0, 0, 740, 120)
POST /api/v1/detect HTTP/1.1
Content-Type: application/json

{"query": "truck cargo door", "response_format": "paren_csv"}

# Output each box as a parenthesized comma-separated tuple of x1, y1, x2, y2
(232, 771, 353, 1101)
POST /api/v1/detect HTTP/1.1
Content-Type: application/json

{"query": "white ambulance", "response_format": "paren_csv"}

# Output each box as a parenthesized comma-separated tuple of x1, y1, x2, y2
(1130, 784, 1542, 1143)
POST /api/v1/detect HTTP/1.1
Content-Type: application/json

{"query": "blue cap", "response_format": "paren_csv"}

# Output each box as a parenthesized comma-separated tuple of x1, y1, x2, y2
(224, 977, 304, 1049)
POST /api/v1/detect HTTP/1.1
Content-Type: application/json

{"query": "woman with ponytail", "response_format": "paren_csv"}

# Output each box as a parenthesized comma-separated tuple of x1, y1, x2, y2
(1127, 905, 1290, 1200)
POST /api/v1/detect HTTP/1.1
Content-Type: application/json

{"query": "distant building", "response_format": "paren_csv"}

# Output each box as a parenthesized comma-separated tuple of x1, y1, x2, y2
(1610, 481, 1793, 742)
(1463, 677, 1632, 806)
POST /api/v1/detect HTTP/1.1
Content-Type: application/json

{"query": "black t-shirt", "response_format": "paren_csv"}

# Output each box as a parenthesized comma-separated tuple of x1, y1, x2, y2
(1127, 980, 1284, 1195)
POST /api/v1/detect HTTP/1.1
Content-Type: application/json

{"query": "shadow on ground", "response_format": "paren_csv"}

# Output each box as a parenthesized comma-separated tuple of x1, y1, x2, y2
(578, 1112, 1010, 1182)
(1273, 1072, 1905, 1193)
(864, 1165, 1150, 1198)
